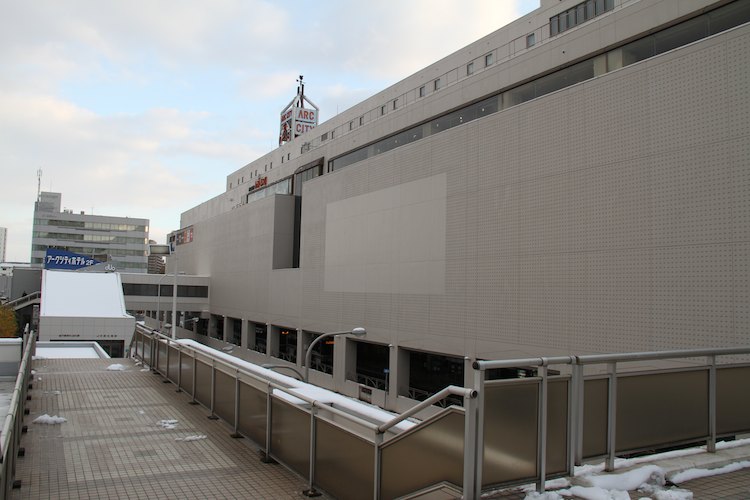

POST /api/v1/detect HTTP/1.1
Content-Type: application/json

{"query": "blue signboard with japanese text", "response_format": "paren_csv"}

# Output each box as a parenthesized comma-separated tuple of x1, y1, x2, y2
(44, 249, 101, 270)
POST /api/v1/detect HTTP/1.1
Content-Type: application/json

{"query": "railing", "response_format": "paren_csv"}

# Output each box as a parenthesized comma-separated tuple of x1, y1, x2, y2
(0, 333, 35, 497)
(132, 325, 750, 499)
(467, 347, 750, 498)
(4, 292, 41, 311)
(132, 325, 477, 500)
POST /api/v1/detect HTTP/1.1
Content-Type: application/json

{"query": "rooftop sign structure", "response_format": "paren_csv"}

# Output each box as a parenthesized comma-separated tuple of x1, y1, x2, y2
(279, 75, 319, 145)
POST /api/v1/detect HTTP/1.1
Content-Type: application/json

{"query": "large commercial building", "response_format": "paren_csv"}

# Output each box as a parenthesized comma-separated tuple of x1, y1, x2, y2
(163, 0, 749, 412)
(31, 192, 149, 274)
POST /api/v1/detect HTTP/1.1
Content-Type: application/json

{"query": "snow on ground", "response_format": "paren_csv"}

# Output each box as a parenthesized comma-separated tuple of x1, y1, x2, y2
(33, 414, 67, 424)
(106, 363, 127, 371)
(175, 435, 207, 442)
(156, 419, 178, 429)
(35, 347, 100, 359)
(670, 460, 750, 484)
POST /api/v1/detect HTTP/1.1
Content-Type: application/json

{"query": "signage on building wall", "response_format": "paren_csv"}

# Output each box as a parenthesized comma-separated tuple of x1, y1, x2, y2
(170, 226, 194, 246)
(44, 249, 101, 270)
(255, 176, 268, 189)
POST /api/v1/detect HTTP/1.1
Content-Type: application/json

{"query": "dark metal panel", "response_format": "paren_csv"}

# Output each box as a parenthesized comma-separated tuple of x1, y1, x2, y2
(717, 365, 750, 435)
(582, 378, 608, 459)
(179, 351, 194, 394)
(483, 381, 538, 485)
(271, 398, 310, 478)
(316, 419, 374, 500)
(194, 360, 212, 407)
(167, 346, 179, 382)
(157, 342, 167, 372)
(238, 382, 267, 445)
(381, 410, 463, 499)
(616, 369, 708, 452)
(143, 336, 152, 366)
(547, 378, 569, 475)
(214, 369, 235, 423)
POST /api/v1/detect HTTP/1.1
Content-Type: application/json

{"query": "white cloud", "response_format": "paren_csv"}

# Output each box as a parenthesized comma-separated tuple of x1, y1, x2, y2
(0, 1, 537, 260)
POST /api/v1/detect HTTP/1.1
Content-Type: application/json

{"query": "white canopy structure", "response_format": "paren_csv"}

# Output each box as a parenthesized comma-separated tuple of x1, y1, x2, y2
(39, 270, 134, 357)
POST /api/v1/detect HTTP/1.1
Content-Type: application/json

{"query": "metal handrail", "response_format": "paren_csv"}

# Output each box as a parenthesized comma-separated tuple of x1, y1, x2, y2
(378, 385, 475, 434)
(0, 333, 35, 496)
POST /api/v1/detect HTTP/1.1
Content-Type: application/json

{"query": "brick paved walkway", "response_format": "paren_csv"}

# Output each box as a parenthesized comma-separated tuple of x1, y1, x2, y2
(12, 358, 324, 500)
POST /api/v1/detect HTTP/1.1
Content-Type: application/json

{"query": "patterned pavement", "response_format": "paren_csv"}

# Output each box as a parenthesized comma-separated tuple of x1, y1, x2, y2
(12, 358, 324, 500)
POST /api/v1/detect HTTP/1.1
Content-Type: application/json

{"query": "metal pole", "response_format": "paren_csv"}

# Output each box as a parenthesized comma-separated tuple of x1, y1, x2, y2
(373, 432, 383, 500)
(606, 362, 617, 471)
(171, 256, 178, 340)
(473, 363, 485, 497)
(262, 383, 275, 463)
(303, 406, 320, 497)
(231, 372, 242, 437)
(537, 364, 548, 493)
(463, 369, 479, 500)
(191, 356, 197, 403)
(176, 347, 182, 393)
(570, 361, 584, 473)
(707, 355, 717, 453)
(208, 361, 218, 419)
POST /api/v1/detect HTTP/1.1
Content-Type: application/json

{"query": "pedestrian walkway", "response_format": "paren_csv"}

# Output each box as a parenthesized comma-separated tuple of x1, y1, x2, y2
(12, 358, 324, 499)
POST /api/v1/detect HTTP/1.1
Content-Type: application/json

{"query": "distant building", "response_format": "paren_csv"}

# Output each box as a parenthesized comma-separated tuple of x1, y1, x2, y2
(147, 240, 166, 274)
(31, 192, 149, 274)
(0, 227, 6, 262)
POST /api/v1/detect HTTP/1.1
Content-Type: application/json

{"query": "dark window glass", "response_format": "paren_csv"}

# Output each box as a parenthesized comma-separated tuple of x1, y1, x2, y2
(709, 0, 750, 34)
(654, 16, 708, 55)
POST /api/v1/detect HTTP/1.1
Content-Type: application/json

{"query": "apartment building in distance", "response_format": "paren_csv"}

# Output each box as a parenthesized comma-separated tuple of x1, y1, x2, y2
(157, 0, 749, 412)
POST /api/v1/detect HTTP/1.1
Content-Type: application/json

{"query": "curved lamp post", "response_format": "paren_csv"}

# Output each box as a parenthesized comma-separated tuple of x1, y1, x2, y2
(262, 364, 305, 381)
(304, 327, 366, 382)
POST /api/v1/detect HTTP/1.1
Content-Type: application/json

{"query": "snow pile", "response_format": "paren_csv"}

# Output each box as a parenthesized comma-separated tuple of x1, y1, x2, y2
(581, 464, 665, 490)
(106, 363, 127, 371)
(140, 368, 150, 372)
(522, 465, 694, 500)
(43, 390, 62, 395)
(33, 414, 67, 424)
(156, 419, 178, 429)
(670, 460, 750, 484)
(175, 435, 207, 442)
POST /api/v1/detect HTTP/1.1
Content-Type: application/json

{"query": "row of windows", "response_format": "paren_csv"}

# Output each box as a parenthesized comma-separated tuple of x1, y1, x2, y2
(33, 244, 147, 257)
(329, 0, 750, 173)
(34, 219, 147, 233)
(245, 177, 292, 204)
(122, 283, 209, 298)
(33, 232, 147, 245)
(550, 0, 614, 37)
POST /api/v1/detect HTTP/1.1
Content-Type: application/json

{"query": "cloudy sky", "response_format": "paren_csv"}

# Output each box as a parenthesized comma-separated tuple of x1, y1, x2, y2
(1, 0, 537, 262)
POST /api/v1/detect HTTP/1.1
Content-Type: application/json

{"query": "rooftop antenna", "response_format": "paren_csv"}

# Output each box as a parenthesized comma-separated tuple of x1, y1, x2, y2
(297, 75, 305, 108)
(37, 169, 42, 201)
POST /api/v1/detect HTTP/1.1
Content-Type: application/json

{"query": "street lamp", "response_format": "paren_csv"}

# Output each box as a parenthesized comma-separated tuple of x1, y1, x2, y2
(304, 327, 366, 382)
(262, 364, 305, 381)
(148, 242, 179, 340)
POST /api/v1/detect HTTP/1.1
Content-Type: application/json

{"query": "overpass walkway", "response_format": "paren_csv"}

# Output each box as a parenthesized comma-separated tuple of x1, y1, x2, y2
(11, 357, 324, 499)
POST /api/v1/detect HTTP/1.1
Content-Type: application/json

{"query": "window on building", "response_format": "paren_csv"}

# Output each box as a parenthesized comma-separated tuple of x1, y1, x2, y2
(349, 120, 353, 130)
(434, 78, 441, 91)
(466, 62, 474, 75)
(381, 105, 386, 116)
(550, 0, 613, 36)
(419, 85, 426, 97)
(485, 52, 494, 66)
(527, 33, 536, 47)
(392, 99, 398, 110)
(359, 116, 364, 126)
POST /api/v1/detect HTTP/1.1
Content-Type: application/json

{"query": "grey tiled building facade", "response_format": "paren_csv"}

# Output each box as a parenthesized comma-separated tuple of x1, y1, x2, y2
(165, 0, 750, 412)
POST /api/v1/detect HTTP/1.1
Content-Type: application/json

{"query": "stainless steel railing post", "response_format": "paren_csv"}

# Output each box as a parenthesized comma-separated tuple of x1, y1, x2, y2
(606, 361, 617, 471)
(536, 363, 549, 493)
(707, 355, 717, 453)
